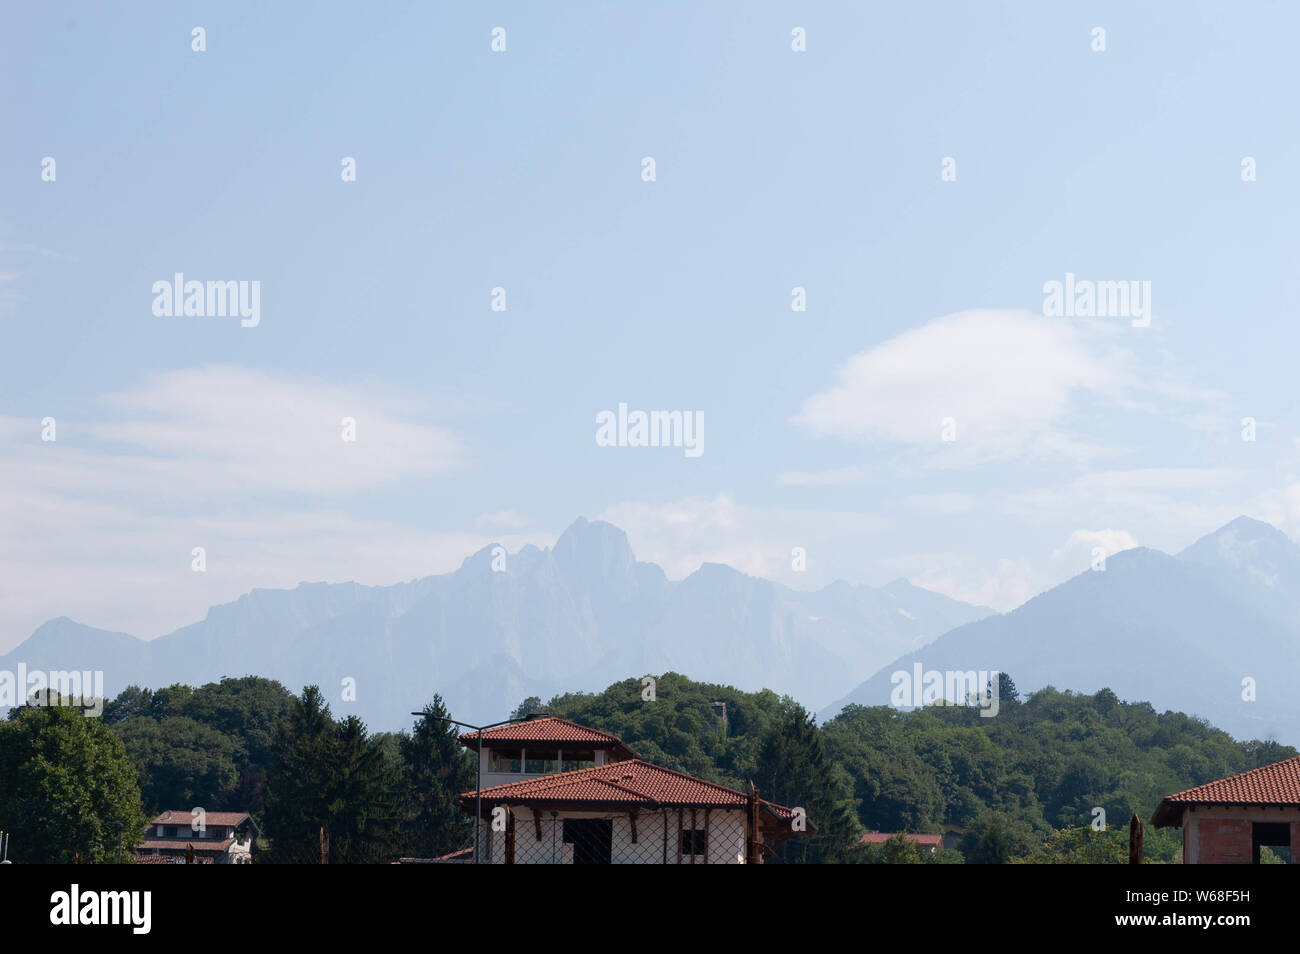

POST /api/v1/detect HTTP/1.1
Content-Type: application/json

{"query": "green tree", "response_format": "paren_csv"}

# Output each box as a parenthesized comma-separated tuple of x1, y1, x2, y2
(262, 686, 337, 862)
(105, 676, 295, 814)
(400, 697, 475, 858)
(115, 715, 241, 812)
(961, 811, 1039, 864)
(1013, 826, 1127, 864)
(754, 701, 860, 863)
(102, 685, 155, 725)
(0, 701, 149, 863)
(326, 715, 400, 863)
(510, 696, 546, 720)
(880, 831, 923, 864)
(178, 676, 295, 772)
(262, 686, 399, 863)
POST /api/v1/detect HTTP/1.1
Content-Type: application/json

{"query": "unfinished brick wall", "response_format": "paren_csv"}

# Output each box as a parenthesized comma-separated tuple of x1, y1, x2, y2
(1194, 818, 1251, 864)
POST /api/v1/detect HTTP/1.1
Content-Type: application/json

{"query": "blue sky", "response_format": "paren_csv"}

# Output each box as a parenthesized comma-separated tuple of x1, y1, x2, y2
(2, 2, 1298, 649)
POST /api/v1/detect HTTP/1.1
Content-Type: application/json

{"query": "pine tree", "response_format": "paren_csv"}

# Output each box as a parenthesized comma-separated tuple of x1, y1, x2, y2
(263, 686, 334, 861)
(263, 687, 400, 863)
(400, 697, 476, 857)
(328, 715, 400, 863)
(754, 701, 860, 863)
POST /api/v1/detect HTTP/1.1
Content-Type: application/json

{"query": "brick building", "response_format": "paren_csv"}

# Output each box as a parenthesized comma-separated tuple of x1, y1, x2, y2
(1151, 755, 1300, 863)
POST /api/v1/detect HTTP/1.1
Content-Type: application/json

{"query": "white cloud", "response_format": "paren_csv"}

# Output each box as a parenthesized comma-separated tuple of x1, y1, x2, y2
(1051, 528, 1140, 571)
(0, 243, 79, 263)
(596, 494, 884, 582)
(902, 492, 977, 515)
(792, 309, 1210, 466)
(877, 551, 1034, 613)
(0, 367, 486, 650)
(0, 493, 550, 650)
(1003, 468, 1250, 539)
(1070, 468, 1244, 493)
(85, 366, 466, 494)
(776, 465, 872, 486)
(476, 509, 529, 531)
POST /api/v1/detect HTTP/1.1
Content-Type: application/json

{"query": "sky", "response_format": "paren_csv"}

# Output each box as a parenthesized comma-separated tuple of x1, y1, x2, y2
(2, 2, 1299, 651)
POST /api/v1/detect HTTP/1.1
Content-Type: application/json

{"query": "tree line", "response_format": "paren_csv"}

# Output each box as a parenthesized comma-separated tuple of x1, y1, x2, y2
(0, 672, 1292, 863)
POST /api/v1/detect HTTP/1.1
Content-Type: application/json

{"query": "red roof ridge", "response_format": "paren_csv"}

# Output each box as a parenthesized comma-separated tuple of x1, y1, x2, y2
(605, 758, 764, 800)
(1162, 755, 1300, 803)
(138, 837, 237, 851)
(467, 758, 749, 801)
(149, 810, 253, 824)
(463, 758, 651, 800)
(1152, 755, 1300, 827)
(461, 757, 798, 819)
(460, 715, 623, 743)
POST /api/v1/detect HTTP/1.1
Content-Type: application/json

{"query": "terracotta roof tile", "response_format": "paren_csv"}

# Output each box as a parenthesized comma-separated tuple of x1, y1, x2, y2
(460, 757, 796, 821)
(460, 717, 627, 748)
(149, 811, 254, 828)
(139, 838, 236, 851)
(860, 832, 942, 847)
(134, 854, 214, 864)
(1152, 756, 1300, 827)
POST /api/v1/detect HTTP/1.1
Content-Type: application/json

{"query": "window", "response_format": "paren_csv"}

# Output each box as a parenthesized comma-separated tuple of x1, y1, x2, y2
(488, 747, 522, 773)
(1252, 822, 1292, 864)
(681, 830, 707, 856)
(562, 750, 596, 772)
(524, 748, 559, 773)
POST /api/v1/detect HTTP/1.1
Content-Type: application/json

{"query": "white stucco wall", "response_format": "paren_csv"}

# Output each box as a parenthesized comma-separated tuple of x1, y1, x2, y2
(477, 807, 749, 864)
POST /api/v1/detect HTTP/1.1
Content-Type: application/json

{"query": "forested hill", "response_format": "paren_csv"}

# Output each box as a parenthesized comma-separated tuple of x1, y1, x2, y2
(18, 672, 1291, 863)
(537, 672, 1297, 861)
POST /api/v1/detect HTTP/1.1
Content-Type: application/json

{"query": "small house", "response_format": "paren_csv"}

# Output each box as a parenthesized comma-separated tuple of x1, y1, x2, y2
(1151, 756, 1300, 863)
(137, 810, 258, 865)
(458, 717, 804, 864)
(860, 831, 943, 854)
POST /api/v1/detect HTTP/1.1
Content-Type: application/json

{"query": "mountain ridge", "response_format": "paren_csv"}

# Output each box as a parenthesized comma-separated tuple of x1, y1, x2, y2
(820, 517, 1300, 744)
(0, 517, 993, 730)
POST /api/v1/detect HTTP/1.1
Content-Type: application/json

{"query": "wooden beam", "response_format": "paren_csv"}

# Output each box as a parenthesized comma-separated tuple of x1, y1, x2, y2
(629, 810, 639, 844)
(505, 811, 516, 865)
(703, 808, 710, 864)
(676, 807, 683, 865)
(746, 782, 761, 864)
(690, 808, 697, 865)
(533, 808, 543, 842)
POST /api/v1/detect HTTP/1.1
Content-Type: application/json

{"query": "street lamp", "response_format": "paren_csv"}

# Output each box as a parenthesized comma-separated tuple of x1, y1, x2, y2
(410, 710, 529, 864)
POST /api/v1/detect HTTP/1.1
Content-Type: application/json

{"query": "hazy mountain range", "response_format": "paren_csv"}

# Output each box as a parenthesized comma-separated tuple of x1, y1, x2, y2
(822, 516, 1300, 744)
(6, 515, 1299, 743)
(0, 517, 991, 730)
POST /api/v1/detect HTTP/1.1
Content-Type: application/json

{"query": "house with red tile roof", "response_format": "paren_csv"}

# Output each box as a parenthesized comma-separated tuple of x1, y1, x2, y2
(457, 717, 804, 864)
(860, 831, 943, 854)
(137, 810, 258, 865)
(1151, 756, 1300, 863)
(460, 715, 637, 789)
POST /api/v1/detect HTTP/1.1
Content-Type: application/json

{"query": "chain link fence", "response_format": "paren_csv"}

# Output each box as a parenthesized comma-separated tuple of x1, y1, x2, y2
(472, 805, 770, 864)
